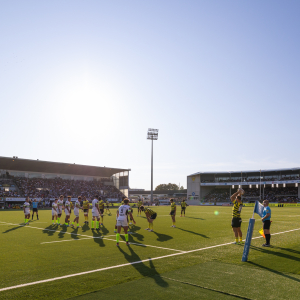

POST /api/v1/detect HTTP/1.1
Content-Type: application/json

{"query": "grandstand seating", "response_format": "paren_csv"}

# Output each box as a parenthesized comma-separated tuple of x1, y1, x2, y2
(3, 177, 125, 200)
(204, 187, 299, 203)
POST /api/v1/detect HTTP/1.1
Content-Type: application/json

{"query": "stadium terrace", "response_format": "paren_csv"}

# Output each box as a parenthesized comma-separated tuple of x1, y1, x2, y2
(187, 168, 300, 205)
(0, 156, 130, 205)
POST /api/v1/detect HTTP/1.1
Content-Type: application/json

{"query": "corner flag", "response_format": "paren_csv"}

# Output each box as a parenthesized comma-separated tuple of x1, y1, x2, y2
(241, 201, 263, 262)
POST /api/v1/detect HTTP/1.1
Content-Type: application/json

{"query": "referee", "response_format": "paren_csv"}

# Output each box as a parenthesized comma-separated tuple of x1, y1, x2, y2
(261, 200, 271, 247)
(32, 199, 39, 220)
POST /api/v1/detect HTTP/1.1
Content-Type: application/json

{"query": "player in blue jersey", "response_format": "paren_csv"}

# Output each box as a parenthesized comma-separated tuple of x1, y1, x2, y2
(31, 198, 40, 220)
(261, 200, 272, 247)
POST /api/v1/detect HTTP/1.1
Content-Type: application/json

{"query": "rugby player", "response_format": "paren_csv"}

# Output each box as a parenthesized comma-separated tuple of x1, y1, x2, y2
(116, 198, 136, 246)
(137, 199, 143, 216)
(31, 198, 40, 220)
(82, 196, 90, 225)
(180, 199, 187, 217)
(23, 197, 31, 225)
(140, 205, 157, 232)
(71, 196, 82, 228)
(105, 199, 110, 214)
(91, 195, 100, 231)
(261, 200, 272, 247)
(99, 197, 105, 226)
(52, 198, 59, 225)
(170, 199, 176, 227)
(230, 189, 243, 244)
(64, 196, 72, 226)
(57, 195, 64, 225)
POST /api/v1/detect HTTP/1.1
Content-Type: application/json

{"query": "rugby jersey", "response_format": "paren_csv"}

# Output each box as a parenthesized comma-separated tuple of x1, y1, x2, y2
(144, 208, 156, 216)
(232, 200, 243, 218)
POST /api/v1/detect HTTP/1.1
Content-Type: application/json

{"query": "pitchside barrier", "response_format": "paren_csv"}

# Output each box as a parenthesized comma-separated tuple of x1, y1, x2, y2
(243, 203, 300, 207)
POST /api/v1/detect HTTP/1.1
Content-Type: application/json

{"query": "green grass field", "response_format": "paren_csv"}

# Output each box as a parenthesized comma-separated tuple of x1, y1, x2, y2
(1, 205, 300, 300)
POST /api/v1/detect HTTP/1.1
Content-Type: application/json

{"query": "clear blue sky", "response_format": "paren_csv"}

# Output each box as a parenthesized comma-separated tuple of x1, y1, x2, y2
(1, 1, 299, 189)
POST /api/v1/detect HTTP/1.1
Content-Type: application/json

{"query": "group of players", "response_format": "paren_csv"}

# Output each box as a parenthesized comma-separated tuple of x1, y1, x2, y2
(23, 195, 189, 246)
(23, 189, 272, 247)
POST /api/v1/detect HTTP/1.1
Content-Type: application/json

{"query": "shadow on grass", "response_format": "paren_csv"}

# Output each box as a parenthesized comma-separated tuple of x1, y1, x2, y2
(118, 245, 169, 287)
(81, 223, 90, 233)
(2, 224, 25, 234)
(176, 227, 209, 238)
(184, 216, 205, 220)
(42, 224, 59, 237)
(272, 246, 300, 256)
(248, 261, 300, 283)
(250, 245, 300, 263)
(91, 228, 105, 247)
(153, 231, 173, 242)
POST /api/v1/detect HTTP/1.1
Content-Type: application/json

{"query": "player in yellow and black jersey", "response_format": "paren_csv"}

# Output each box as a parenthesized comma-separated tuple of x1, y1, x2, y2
(180, 199, 187, 217)
(99, 197, 105, 226)
(105, 200, 110, 214)
(140, 206, 157, 232)
(170, 199, 176, 227)
(82, 196, 90, 225)
(137, 199, 143, 216)
(230, 189, 244, 244)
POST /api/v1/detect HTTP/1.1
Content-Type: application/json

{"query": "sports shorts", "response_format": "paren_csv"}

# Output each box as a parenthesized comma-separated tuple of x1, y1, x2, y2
(83, 209, 88, 213)
(92, 210, 100, 217)
(150, 213, 157, 220)
(99, 209, 104, 215)
(64, 209, 70, 216)
(170, 211, 175, 216)
(181, 207, 186, 211)
(263, 220, 271, 230)
(33, 208, 38, 212)
(231, 217, 242, 228)
(52, 210, 58, 216)
(116, 219, 128, 227)
(24, 209, 30, 214)
(74, 209, 79, 217)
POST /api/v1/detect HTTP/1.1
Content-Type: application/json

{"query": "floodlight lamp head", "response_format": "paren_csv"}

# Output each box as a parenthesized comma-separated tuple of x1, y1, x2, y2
(147, 128, 159, 140)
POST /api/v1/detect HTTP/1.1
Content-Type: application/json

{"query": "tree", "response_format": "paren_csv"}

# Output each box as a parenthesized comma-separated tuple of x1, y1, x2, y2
(155, 183, 180, 191)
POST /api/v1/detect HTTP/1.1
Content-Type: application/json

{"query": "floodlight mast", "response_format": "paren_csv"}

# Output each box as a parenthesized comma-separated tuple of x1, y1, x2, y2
(147, 128, 159, 203)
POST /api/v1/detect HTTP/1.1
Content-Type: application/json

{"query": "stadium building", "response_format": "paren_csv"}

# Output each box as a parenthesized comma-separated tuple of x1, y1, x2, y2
(0, 156, 130, 203)
(187, 168, 300, 205)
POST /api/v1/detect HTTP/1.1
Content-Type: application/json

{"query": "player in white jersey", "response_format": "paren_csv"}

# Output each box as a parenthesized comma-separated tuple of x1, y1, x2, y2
(23, 197, 31, 225)
(91, 195, 100, 231)
(64, 196, 72, 227)
(116, 199, 136, 246)
(52, 198, 59, 225)
(57, 195, 64, 225)
(71, 196, 82, 228)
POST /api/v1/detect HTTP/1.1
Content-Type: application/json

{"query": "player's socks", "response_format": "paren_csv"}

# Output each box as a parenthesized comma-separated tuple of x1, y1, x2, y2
(148, 222, 151, 229)
(52, 220, 55, 224)
(125, 234, 128, 242)
(116, 233, 120, 243)
(37, 215, 39, 220)
(239, 237, 242, 242)
(266, 234, 271, 244)
(91, 221, 94, 228)
(32, 215, 33, 220)
(101, 216, 103, 224)
(235, 238, 238, 243)
(96, 221, 99, 229)
(57, 218, 60, 223)
(65, 222, 68, 225)
(24, 219, 26, 223)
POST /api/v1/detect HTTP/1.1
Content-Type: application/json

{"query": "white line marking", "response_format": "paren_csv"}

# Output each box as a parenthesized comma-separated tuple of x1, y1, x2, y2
(41, 238, 93, 244)
(1, 226, 300, 292)
(0, 221, 182, 252)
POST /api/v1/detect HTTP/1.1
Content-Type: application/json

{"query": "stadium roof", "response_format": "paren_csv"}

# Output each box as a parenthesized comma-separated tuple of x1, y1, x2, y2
(188, 168, 300, 177)
(0, 156, 130, 177)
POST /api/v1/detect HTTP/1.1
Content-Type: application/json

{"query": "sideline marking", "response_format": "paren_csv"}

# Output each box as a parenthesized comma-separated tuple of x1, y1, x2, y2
(0, 221, 183, 252)
(1, 226, 300, 292)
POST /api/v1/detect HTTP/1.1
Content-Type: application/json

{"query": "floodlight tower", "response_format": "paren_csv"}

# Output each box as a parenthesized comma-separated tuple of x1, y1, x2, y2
(147, 128, 159, 203)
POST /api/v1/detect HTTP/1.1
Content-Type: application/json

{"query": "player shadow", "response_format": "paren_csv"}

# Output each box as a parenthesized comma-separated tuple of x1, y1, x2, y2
(184, 216, 205, 220)
(91, 229, 105, 247)
(81, 223, 90, 232)
(272, 246, 300, 256)
(117, 246, 169, 287)
(247, 261, 300, 283)
(153, 231, 173, 242)
(176, 227, 209, 238)
(101, 226, 109, 235)
(42, 224, 59, 237)
(58, 226, 67, 239)
(250, 245, 300, 263)
(70, 227, 80, 240)
(2, 224, 25, 234)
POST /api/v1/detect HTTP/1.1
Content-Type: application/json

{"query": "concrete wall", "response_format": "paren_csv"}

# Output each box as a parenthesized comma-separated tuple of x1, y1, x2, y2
(187, 175, 200, 199)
